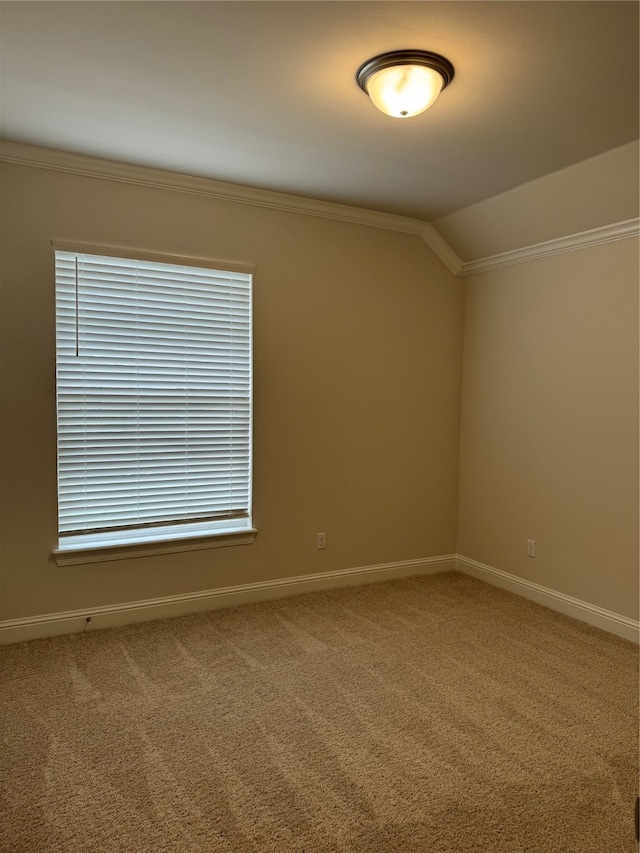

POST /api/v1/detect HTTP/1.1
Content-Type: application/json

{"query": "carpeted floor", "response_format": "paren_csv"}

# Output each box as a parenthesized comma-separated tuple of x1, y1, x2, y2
(1, 571, 637, 852)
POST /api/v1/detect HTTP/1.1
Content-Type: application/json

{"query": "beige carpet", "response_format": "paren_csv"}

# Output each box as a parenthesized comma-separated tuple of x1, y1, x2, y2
(1, 572, 637, 852)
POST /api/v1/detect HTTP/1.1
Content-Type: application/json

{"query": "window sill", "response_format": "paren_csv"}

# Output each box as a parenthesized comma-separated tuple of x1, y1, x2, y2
(52, 525, 257, 566)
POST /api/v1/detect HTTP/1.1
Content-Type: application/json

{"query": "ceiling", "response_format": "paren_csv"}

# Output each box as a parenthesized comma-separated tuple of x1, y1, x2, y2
(0, 1, 638, 222)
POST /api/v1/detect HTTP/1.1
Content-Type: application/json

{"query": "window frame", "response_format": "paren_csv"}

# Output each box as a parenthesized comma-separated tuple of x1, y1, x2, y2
(51, 241, 257, 566)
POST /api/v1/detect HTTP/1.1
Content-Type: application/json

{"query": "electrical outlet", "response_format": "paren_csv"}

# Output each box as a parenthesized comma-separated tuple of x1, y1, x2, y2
(317, 532, 327, 550)
(527, 539, 536, 558)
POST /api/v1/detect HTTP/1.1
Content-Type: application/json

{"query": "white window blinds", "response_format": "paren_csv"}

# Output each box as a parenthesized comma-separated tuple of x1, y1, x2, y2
(54, 249, 252, 545)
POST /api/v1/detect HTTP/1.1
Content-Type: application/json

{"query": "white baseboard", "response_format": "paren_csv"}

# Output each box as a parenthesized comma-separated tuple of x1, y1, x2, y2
(0, 555, 455, 645)
(456, 555, 640, 644)
(3, 554, 636, 646)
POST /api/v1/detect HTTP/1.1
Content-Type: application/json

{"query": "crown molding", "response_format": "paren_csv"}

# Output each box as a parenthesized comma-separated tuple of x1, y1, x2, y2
(0, 140, 426, 236)
(3, 141, 637, 276)
(421, 223, 464, 275)
(457, 217, 640, 276)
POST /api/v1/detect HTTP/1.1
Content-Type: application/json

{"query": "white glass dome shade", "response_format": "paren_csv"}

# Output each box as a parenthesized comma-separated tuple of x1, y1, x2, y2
(356, 50, 454, 119)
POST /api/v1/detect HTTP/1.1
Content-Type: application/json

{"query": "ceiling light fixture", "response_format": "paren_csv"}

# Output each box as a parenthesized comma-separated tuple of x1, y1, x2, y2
(356, 50, 454, 119)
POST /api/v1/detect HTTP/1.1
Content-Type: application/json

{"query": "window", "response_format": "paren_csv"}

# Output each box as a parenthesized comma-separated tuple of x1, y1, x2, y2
(53, 245, 254, 563)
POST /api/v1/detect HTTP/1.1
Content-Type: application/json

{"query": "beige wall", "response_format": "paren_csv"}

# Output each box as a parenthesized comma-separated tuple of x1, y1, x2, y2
(457, 238, 639, 620)
(1, 157, 638, 627)
(0, 163, 464, 620)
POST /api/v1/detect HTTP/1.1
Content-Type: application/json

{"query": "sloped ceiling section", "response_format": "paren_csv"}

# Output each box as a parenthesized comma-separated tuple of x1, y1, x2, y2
(431, 141, 640, 262)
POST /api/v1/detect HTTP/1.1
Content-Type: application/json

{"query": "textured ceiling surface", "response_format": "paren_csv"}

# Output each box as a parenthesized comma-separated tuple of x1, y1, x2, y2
(0, 1, 638, 220)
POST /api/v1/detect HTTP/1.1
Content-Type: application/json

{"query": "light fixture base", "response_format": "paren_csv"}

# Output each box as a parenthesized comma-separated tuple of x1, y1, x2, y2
(356, 50, 455, 95)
